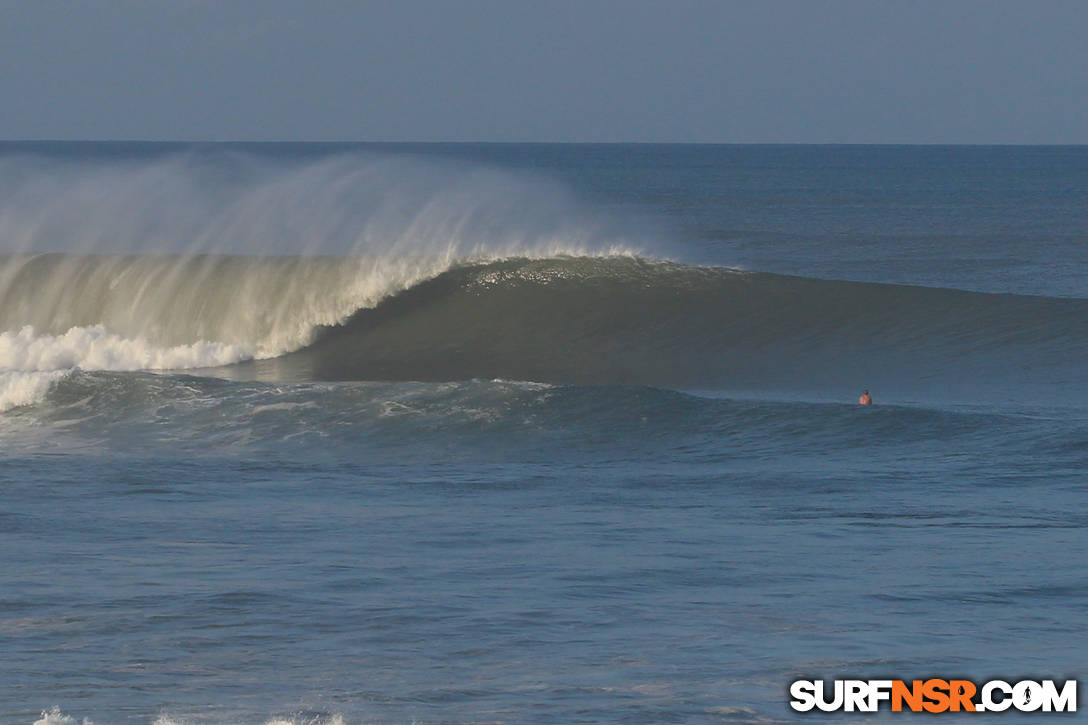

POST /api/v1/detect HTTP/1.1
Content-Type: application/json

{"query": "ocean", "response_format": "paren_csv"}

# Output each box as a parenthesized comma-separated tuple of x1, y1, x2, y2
(0, 143, 1085, 724)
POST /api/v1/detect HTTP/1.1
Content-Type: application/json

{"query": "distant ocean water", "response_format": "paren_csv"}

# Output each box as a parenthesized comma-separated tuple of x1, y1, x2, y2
(1, 143, 1085, 724)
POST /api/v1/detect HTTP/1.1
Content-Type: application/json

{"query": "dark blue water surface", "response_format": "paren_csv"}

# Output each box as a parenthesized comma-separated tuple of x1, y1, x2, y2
(1, 144, 1085, 724)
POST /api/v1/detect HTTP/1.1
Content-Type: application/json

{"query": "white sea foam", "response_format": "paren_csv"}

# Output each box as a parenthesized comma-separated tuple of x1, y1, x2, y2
(0, 325, 253, 411)
(0, 370, 68, 412)
(33, 708, 92, 725)
(0, 325, 252, 373)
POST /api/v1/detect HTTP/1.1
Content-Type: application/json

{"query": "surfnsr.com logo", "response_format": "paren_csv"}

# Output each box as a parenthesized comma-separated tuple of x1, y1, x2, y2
(789, 679, 1077, 713)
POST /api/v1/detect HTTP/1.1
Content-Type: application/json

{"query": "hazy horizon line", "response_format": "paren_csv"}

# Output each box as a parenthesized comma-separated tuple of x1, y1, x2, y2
(3, 139, 1087, 147)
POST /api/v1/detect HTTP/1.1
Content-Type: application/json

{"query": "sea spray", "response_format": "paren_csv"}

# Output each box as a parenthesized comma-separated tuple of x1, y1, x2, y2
(0, 152, 638, 340)
(0, 149, 637, 407)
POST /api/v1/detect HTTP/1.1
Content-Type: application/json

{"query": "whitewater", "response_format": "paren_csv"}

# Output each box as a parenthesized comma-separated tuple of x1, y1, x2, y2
(2, 143, 1086, 724)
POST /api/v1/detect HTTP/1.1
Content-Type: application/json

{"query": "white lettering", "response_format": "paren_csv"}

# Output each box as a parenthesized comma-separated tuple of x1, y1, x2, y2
(789, 680, 816, 712)
(981, 681, 1013, 712)
(867, 680, 893, 711)
(1041, 680, 1077, 712)
(815, 679, 844, 712)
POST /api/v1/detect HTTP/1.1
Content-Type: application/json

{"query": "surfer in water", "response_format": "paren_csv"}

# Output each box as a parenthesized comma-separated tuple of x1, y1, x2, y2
(858, 389, 872, 405)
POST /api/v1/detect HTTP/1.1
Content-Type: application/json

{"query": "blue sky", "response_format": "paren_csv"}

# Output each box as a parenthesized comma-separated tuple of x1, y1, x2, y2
(1, 0, 1085, 142)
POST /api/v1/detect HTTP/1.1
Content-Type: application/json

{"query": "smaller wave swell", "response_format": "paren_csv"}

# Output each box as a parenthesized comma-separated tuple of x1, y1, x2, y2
(13, 372, 1081, 465)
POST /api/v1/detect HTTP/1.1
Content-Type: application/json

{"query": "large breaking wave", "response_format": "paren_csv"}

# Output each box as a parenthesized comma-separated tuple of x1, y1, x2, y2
(2, 253, 1086, 408)
(1, 148, 1085, 409)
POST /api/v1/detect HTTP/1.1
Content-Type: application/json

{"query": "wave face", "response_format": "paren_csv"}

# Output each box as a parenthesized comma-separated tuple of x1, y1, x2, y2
(268, 256, 1088, 404)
